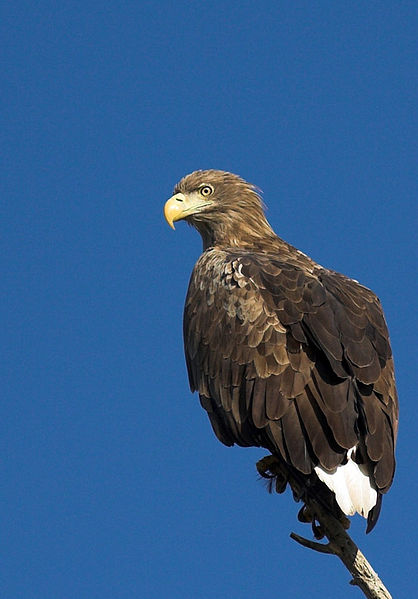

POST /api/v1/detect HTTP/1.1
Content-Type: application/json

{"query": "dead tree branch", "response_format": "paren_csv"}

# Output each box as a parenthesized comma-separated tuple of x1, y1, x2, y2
(257, 455, 392, 599)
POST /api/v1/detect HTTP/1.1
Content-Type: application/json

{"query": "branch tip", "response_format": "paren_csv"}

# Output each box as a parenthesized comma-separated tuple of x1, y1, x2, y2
(290, 532, 334, 555)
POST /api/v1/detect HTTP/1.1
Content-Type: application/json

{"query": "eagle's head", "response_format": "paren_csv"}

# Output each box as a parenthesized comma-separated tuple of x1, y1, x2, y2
(164, 170, 275, 250)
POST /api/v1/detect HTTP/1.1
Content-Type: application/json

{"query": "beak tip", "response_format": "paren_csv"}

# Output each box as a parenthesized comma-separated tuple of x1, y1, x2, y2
(164, 193, 188, 230)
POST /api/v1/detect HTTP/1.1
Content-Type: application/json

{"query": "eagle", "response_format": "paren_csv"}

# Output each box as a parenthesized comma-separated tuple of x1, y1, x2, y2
(164, 170, 398, 532)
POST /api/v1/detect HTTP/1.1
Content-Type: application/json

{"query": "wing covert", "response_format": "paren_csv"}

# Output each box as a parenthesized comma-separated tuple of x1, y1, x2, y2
(183, 249, 398, 493)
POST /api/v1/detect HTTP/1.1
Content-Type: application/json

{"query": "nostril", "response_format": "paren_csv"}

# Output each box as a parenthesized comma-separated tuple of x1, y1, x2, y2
(176, 197, 183, 202)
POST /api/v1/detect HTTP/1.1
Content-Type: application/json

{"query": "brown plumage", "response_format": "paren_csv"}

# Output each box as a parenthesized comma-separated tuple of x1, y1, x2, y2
(164, 169, 398, 532)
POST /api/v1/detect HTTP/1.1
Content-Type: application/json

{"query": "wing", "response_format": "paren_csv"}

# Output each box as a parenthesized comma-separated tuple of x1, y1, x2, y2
(184, 249, 398, 494)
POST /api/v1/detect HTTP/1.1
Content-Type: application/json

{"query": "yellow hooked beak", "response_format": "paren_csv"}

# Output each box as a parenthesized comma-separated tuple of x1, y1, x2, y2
(164, 192, 212, 229)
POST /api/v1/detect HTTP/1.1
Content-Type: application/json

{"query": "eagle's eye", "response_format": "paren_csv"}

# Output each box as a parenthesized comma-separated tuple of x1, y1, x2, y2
(199, 185, 213, 197)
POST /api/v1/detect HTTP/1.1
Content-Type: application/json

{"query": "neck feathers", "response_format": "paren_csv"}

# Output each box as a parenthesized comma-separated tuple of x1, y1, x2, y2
(197, 210, 278, 251)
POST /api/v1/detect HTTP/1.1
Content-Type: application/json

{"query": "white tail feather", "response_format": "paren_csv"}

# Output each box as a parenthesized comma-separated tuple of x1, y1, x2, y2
(314, 447, 377, 518)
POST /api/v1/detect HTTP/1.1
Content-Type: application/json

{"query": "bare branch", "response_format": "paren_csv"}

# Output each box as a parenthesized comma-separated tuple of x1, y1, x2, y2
(290, 532, 334, 554)
(291, 497, 392, 599)
(257, 455, 392, 599)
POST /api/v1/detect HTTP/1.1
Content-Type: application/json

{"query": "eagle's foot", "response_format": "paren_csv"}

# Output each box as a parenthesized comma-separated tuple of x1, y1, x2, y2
(256, 455, 288, 494)
(257, 455, 351, 533)
(297, 504, 312, 523)
(312, 520, 325, 540)
(297, 505, 325, 539)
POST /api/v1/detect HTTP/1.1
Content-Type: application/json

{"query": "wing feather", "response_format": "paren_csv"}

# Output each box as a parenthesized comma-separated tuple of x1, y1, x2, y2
(281, 401, 311, 473)
(184, 249, 398, 498)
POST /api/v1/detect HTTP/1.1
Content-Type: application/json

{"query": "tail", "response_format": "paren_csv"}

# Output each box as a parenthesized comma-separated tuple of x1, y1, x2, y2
(257, 451, 382, 533)
(314, 446, 381, 533)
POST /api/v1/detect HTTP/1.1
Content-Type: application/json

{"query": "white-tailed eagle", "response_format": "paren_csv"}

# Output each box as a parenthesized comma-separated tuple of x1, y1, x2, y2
(164, 170, 398, 532)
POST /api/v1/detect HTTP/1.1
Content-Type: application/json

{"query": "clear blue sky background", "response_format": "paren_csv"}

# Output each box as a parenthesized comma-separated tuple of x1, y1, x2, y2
(2, 2, 417, 598)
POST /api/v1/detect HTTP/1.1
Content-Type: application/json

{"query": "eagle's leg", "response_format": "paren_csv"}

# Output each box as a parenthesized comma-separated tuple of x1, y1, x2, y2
(256, 454, 350, 536)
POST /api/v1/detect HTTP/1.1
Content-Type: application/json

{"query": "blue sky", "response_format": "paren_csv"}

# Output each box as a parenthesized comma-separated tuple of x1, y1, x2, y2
(2, 2, 417, 598)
